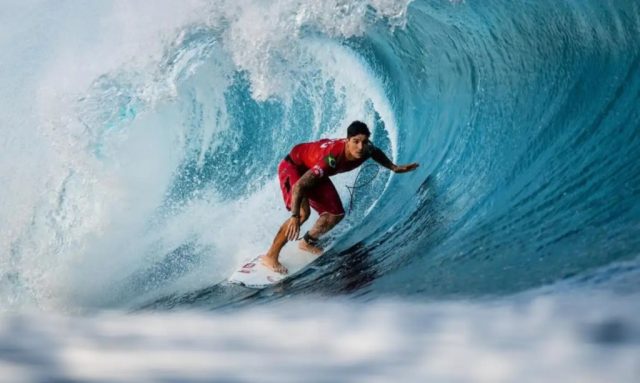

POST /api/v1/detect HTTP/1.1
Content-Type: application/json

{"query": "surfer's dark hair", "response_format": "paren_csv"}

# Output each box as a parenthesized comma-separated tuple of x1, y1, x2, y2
(347, 121, 371, 138)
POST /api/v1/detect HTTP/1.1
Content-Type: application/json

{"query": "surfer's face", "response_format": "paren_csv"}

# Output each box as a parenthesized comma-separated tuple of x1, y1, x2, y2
(346, 134, 370, 159)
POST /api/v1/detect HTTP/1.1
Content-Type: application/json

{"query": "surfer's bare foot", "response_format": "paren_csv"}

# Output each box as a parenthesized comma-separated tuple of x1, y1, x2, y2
(261, 255, 288, 274)
(298, 240, 323, 255)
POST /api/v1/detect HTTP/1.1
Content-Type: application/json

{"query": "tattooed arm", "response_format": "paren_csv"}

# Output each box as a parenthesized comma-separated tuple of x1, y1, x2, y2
(286, 170, 322, 240)
(369, 146, 396, 171)
(370, 146, 420, 173)
(291, 170, 321, 216)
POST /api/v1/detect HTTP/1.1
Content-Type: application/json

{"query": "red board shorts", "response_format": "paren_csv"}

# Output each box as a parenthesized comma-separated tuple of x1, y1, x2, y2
(278, 159, 345, 216)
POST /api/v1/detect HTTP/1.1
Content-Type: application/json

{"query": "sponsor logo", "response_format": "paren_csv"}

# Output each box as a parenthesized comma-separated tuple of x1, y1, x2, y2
(239, 261, 257, 274)
(320, 139, 335, 149)
(242, 262, 256, 269)
(312, 165, 324, 177)
(325, 154, 336, 168)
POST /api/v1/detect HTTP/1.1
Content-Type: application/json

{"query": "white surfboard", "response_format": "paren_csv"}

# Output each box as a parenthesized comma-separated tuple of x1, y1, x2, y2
(228, 242, 321, 288)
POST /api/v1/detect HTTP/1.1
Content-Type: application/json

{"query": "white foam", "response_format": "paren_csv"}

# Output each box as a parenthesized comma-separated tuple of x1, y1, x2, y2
(0, 0, 213, 310)
(0, 0, 410, 310)
(0, 293, 638, 382)
(212, 0, 411, 101)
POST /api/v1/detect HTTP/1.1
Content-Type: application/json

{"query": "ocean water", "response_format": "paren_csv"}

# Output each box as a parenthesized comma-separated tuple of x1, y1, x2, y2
(1, 0, 639, 381)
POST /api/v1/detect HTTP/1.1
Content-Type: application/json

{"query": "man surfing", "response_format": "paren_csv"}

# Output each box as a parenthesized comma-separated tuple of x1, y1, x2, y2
(262, 121, 419, 274)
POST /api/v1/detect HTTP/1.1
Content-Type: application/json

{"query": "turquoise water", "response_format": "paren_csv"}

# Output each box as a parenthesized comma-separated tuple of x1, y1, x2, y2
(134, 0, 640, 307)
(0, 1, 639, 380)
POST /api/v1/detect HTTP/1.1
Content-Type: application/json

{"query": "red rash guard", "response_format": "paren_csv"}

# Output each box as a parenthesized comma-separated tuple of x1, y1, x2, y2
(288, 138, 368, 177)
(278, 138, 370, 215)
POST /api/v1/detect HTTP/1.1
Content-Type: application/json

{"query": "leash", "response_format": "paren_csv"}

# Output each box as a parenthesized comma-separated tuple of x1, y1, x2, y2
(346, 163, 380, 214)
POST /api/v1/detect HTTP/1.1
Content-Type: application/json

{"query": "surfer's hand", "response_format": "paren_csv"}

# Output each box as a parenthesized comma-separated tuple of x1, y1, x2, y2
(286, 216, 300, 241)
(393, 163, 419, 173)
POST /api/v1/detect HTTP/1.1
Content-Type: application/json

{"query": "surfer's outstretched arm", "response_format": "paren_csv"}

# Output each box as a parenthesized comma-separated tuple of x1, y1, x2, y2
(370, 146, 420, 173)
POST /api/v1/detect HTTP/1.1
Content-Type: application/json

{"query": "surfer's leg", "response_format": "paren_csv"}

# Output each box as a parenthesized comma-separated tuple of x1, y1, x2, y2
(265, 160, 305, 274)
(299, 178, 344, 254)
(263, 198, 310, 274)
(298, 212, 343, 254)
(262, 222, 289, 274)
(309, 212, 344, 238)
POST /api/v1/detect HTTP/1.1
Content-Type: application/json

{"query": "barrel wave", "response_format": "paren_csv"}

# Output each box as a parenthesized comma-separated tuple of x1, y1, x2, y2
(2, 1, 640, 381)
(1, 0, 639, 311)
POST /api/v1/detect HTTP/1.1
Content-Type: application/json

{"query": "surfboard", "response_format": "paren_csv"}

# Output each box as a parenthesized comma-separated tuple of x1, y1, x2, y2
(228, 242, 321, 288)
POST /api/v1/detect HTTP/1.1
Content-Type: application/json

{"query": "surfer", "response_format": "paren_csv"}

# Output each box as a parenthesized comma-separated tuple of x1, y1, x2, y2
(262, 120, 419, 274)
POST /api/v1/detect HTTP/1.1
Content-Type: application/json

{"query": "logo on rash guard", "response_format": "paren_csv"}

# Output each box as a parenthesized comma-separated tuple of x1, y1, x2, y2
(311, 165, 324, 177)
(325, 154, 337, 168)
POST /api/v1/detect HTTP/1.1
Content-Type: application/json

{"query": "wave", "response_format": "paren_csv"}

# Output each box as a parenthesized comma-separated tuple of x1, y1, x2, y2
(1, 0, 639, 311)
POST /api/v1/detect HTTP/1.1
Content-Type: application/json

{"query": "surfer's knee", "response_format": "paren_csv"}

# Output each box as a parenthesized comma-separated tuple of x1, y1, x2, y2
(325, 213, 344, 226)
